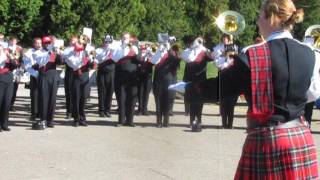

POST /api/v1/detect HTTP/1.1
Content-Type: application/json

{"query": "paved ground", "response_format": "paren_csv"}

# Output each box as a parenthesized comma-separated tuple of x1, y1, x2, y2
(1, 84, 319, 180)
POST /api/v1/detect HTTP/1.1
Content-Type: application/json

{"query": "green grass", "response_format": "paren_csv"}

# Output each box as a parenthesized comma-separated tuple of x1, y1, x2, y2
(177, 61, 218, 81)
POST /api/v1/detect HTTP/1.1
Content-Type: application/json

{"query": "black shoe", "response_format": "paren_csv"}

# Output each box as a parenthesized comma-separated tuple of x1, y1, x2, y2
(2, 127, 10, 131)
(79, 121, 88, 127)
(10, 106, 15, 111)
(0, 128, 2, 132)
(32, 121, 46, 130)
(47, 121, 54, 128)
(169, 111, 173, 116)
(99, 112, 105, 117)
(104, 112, 111, 117)
(73, 121, 79, 127)
(163, 123, 169, 128)
(156, 123, 162, 128)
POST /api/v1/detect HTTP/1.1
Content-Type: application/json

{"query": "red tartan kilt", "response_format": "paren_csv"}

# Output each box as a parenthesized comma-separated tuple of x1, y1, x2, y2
(235, 125, 318, 180)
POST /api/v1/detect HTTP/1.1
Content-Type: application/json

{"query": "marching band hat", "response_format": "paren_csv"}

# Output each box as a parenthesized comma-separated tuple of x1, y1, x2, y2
(42, 36, 52, 44)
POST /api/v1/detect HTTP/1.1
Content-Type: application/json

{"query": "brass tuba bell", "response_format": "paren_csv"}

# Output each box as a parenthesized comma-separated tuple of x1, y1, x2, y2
(305, 25, 320, 49)
(215, 10, 246, 36)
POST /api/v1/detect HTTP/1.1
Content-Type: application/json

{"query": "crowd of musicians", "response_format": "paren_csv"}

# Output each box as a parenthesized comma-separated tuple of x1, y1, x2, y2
(0, 29, 318, 132)
(0, 31, 244, 131)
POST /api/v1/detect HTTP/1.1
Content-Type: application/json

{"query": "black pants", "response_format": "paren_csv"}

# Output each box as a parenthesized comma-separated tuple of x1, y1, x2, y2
(30, 76, 39, 117)
(305, 101, 315, 127)
(220, 95, 238, 128)
(116, 81, 138, 125)
(10, 81, 19, 108)
(168, 76, 177, 114)
(72, 72, 89, 121)
(138, 74, 152, 114)
(190, 103, 204, 125)
(38, 70, 59, 122)
(153, 77, 175, 125)
(97, 70, 114, 114)
(184, 96, 190, 115)
(0, 74, 13, 129)
(64, 66, 73, 116)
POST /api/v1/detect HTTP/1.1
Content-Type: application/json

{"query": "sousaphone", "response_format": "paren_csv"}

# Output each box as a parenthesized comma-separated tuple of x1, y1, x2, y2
(305, 25, 320, 49)
(215, 10, 246, 36)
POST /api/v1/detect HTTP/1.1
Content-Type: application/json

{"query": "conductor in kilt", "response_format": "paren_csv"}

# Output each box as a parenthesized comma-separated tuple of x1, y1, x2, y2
(223, 0, 319, 178)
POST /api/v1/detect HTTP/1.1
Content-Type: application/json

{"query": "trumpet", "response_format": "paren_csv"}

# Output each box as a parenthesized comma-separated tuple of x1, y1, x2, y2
(79, 34, 90, 45)
(8, 49, 21, 61)
(305, 25, 320, 49)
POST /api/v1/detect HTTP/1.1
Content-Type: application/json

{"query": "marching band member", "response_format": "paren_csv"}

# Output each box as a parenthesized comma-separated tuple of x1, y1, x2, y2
(181, 36, 212, 130)
(63, 35, 78, 119)
(226, 0, 319, 178)
(136, 44, 154, 116)
(32, 36, 62, 129)
(95, 35, 115, 118)
(113, 32, 140, 127)
(152, 33, 180, 128)
(213, 33, 239, 129)
(23, 38, 42, 121)
(65, 36, 94, 127)
(303, 34, 319, 127)
(0, 34, 8, 48)
(8, 37, 23, 111)
(0, 44, 19, 131)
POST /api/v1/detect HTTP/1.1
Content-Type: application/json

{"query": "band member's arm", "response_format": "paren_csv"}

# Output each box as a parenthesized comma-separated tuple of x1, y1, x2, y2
(306, 50, 320, 102)
(220, 53, 250, 98)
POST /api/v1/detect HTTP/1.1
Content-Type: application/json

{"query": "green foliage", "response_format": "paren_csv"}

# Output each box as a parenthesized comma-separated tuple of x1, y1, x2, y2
(229, 0, 261, 46)
(294, 0, 320, 40)
(0, 0, 319, 48)
(185, 0, 229, 48)
(139, 0, 190, 42)
(0, 0, 43, 43)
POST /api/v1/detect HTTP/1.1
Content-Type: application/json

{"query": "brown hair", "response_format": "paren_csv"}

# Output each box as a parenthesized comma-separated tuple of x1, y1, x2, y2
(262, 0, 304, 30)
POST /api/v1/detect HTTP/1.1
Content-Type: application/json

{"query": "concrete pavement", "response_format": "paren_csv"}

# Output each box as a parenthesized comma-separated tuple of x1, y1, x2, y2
(0, 84, 319, 180)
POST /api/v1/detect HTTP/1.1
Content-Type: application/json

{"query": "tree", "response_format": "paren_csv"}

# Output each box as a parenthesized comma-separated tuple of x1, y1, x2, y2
(229, 0, 261, 47)
(0, 0, 43, 44)
(294, 0, 320, 40)
(185, 0, 229, 48)
(139, 0, 190, 42)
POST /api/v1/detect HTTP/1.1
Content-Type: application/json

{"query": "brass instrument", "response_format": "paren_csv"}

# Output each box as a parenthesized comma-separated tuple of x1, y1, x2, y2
(79, 34, 90, 45)
(305, 25, 320, 49)
(215, 10, 246, 36)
